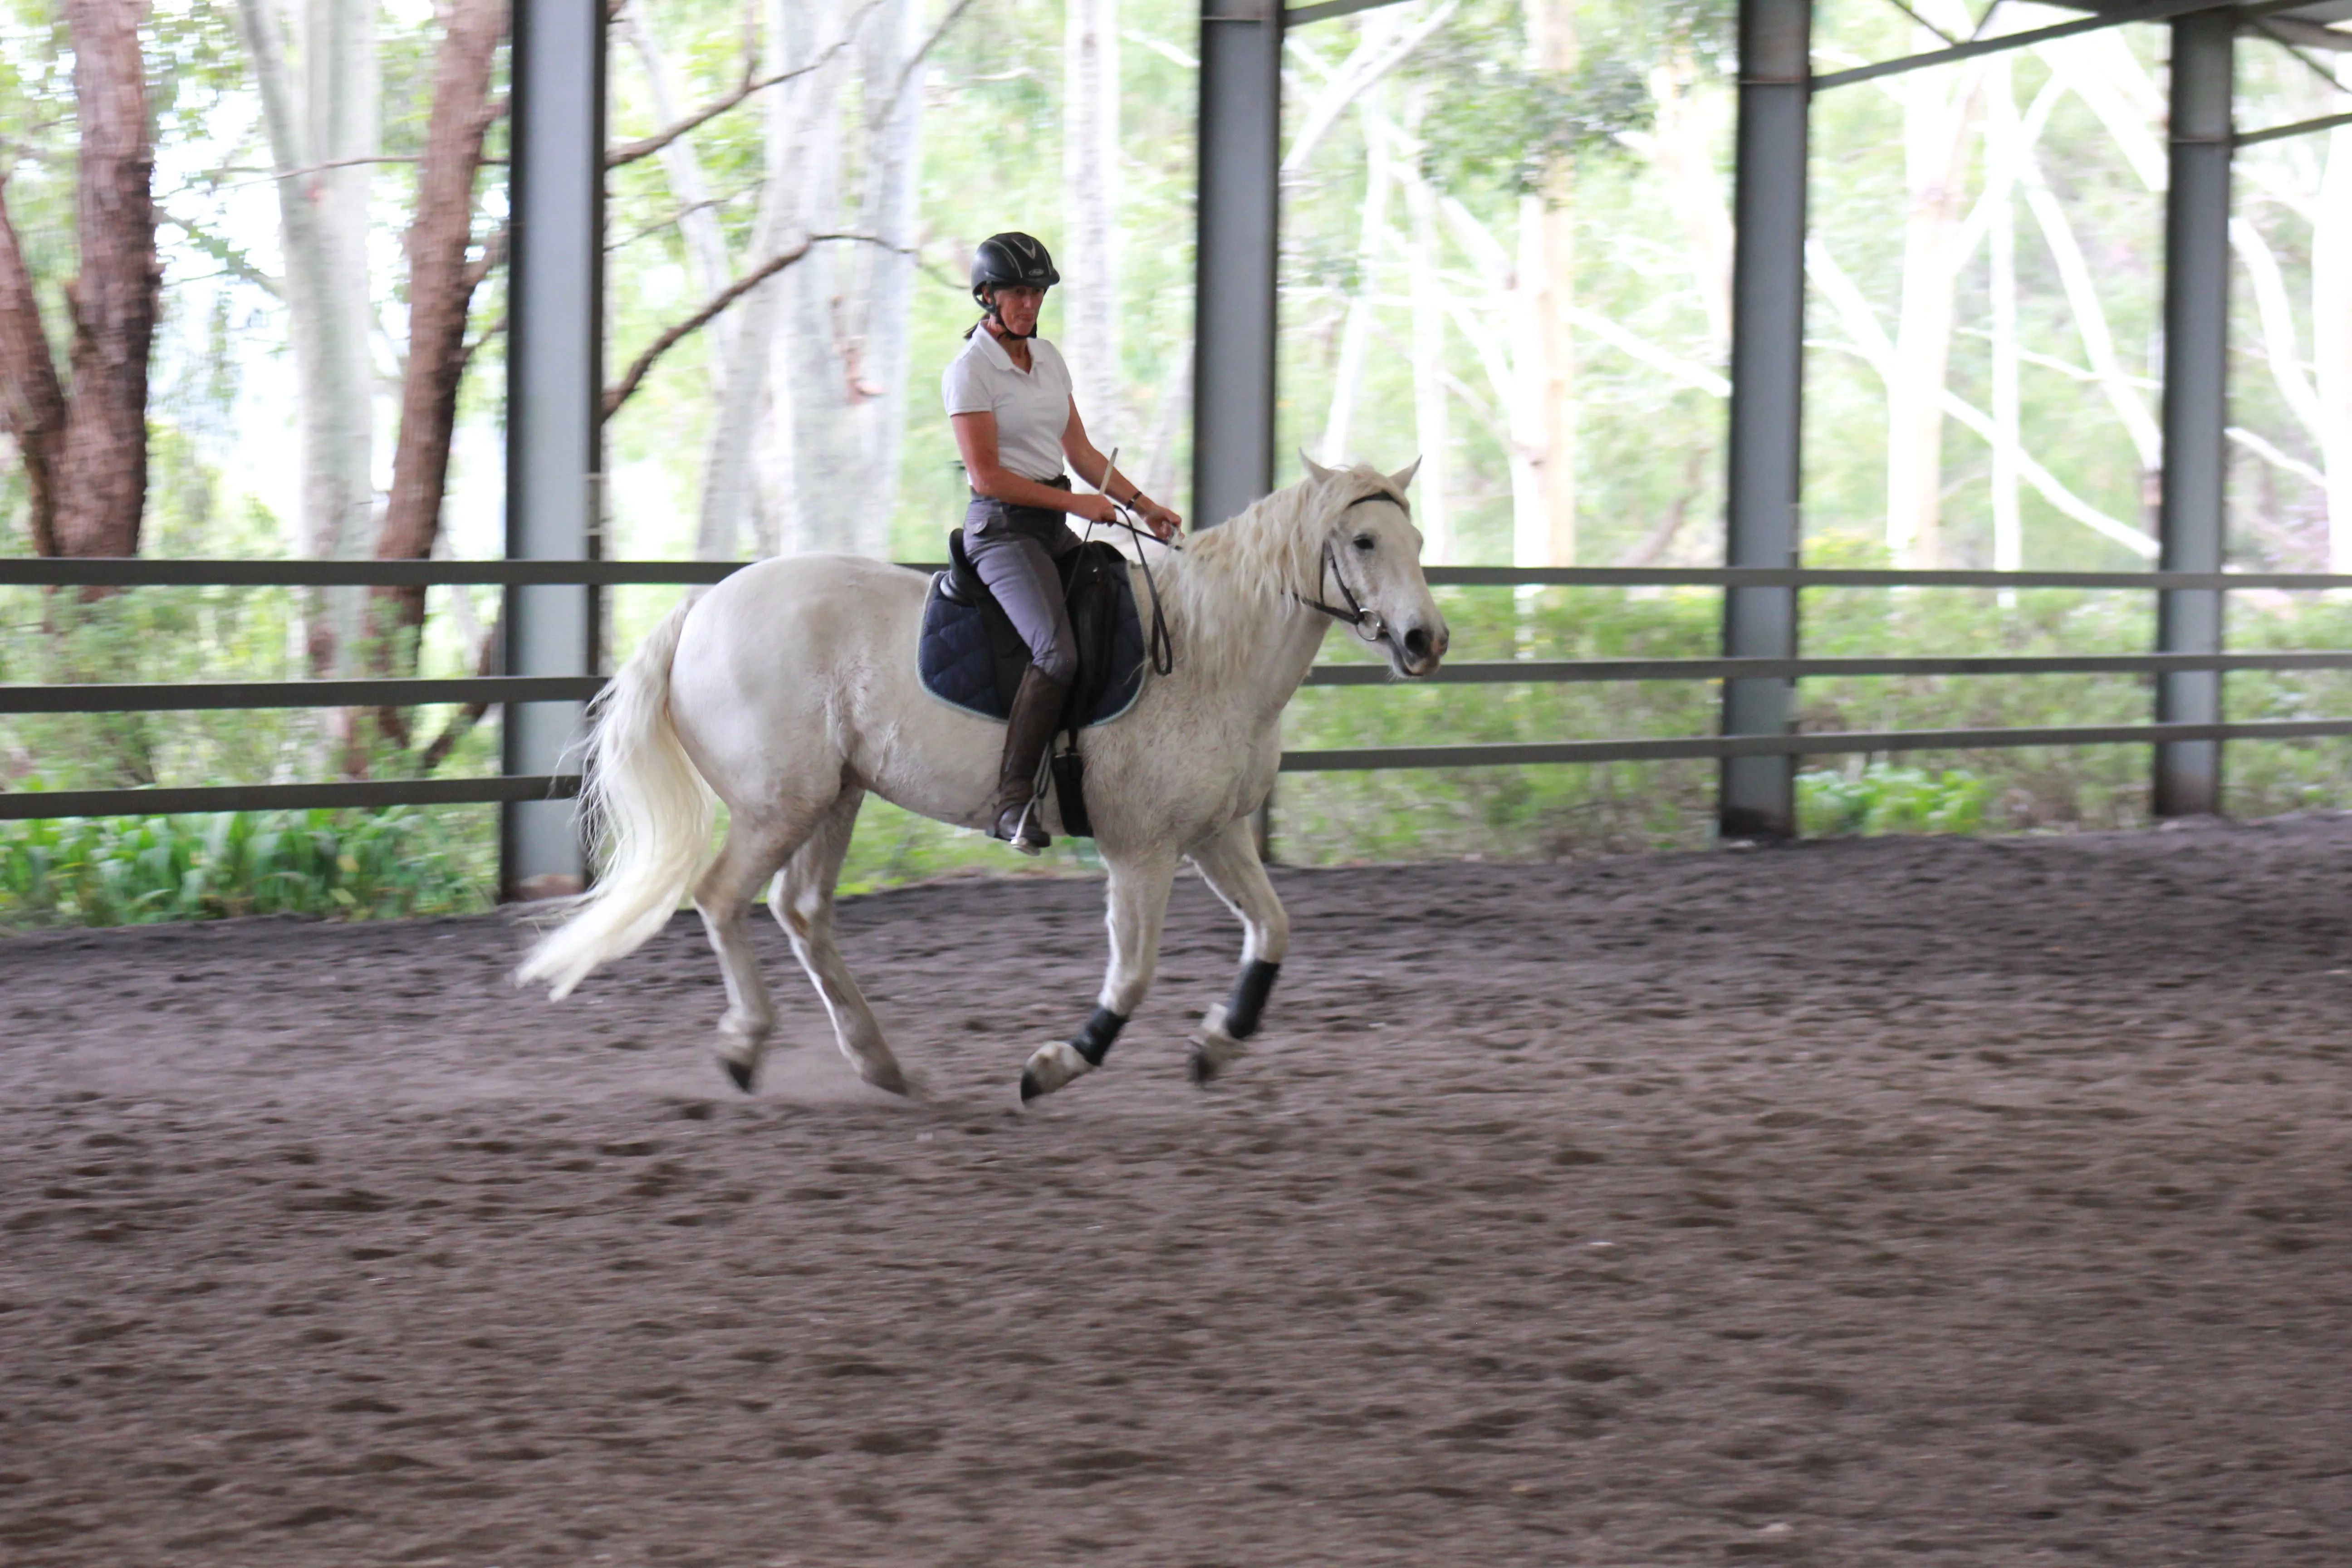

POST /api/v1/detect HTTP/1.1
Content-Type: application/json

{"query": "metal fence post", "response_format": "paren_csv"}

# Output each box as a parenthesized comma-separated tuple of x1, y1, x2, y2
(502, 0, 605, 899)
(1719, 0, 1810, 840)
(2154, 11, 2232, 819)
(1193, 0, 1282, 531)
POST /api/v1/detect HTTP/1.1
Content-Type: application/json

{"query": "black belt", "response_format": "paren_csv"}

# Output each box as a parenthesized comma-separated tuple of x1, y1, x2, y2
(968, 474, 1071, 499)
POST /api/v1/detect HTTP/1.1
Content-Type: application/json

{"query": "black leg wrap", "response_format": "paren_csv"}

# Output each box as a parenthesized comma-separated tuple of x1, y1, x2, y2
(1223, 960, 1281, 1041)
(1070, 1007, 1127, 1067)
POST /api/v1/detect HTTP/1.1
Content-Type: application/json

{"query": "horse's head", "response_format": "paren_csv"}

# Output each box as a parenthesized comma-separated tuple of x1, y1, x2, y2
(1300, 455, 1450, 679)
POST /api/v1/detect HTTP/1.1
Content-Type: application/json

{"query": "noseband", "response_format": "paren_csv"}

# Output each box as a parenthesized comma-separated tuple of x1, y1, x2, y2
(1295, 485, 1400, 649)
(1295, 539, 1385, 642)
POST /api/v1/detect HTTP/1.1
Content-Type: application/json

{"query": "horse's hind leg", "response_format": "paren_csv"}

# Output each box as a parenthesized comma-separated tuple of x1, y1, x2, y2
(770, 786, 907, 1096)
(695, 810, 811, 1092)
(1183, 815, 1290, 1085)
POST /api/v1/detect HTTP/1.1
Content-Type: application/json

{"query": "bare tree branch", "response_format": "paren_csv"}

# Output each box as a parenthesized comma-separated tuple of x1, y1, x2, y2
(604, 5, 881, 172)
(896, 0, 983, 100)
(601, 233, 908, 420)
(462, 223, 508, 292)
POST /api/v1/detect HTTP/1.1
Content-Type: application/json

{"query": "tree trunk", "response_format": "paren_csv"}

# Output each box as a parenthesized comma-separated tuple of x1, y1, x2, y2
(702, 0, 830, 561)
(367, 0, 508, 733)
(843, 0, 925, 555)
(52, 0, 160, 559)
(235, 0, 379, 677)
(1884, 39, 1986, 567)
(1520, 0, 1574, 567)
(0, 181, 69, 557)
(1986, 58, 2022, 574)
(765, 0, 924, 560)
(1402, 91, 1451, 563)
(2317, 77, 2352, 570)
(1061, 0, 1119, 441)
(620, 6, 734, 344)
(1320, 83, 1394, 464)
(1646, 47, 1731, 353)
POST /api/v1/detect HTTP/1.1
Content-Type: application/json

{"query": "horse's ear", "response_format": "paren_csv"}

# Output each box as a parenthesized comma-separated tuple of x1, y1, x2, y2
(1387, 457, 1421, 492)
(1299, 450, 1335, 484)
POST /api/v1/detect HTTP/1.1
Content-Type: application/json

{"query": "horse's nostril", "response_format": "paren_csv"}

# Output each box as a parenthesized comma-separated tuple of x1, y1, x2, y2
(1404, 627, 1431, 659)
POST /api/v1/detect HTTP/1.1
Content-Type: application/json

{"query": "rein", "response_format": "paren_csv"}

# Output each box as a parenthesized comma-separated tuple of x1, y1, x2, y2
(1080, 500, 1176, 678)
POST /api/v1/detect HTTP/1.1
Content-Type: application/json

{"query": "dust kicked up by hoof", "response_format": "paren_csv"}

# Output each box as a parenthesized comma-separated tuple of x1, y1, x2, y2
(1019, 1040, 1093, 1106)
(1188, 1003, 1248, 1086)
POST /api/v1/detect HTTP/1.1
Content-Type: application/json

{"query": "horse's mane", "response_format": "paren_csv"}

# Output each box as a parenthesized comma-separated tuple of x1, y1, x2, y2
(1160, 464, 1408, 684)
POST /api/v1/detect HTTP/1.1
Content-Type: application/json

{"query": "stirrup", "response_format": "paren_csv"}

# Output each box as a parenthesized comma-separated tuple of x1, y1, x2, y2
(992, 797, 1050, 855)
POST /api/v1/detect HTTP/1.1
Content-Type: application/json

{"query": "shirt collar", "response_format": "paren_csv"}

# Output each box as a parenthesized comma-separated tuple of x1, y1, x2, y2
(971, 326, 1016, 372)
(972, 325, 1050, 373)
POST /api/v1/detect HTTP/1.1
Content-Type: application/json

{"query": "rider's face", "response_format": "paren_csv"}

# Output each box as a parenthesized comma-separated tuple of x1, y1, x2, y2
(989, 284, 1045, 337)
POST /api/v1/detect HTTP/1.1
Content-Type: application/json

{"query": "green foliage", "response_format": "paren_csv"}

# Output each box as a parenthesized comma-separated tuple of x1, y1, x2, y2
(0, 805, 495, 928)
(1797, 764, 1994, 838)
(1410, 25, 1650, 198)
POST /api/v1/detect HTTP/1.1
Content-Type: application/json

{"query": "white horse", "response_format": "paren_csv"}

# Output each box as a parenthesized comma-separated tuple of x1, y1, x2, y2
(516, 458, 1447, 1103)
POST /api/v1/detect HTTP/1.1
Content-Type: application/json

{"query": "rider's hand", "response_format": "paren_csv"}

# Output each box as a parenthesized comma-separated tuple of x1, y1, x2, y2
(1137, 500, 1182, 541)
(1071, 492, 1121, 526)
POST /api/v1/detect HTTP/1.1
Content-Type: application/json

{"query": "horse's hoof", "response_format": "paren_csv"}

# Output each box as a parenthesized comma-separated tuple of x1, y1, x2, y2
(1019, 1041, 1093, 1106)
(720, 1057, 756, 1093)
(1188, 1004, 1247, 1087)
(858, 1058, 911, 1097)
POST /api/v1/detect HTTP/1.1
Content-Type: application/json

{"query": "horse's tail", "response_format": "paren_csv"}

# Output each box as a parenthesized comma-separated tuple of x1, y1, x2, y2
(515, 597, 713, 1000)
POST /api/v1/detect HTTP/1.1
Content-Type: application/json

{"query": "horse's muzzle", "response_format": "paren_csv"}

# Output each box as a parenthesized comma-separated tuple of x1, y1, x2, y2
(1395, 620, 1448, 678)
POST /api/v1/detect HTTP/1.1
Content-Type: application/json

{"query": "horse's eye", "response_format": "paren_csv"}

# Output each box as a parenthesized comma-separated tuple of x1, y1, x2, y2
(1352, 534, 1375, 552)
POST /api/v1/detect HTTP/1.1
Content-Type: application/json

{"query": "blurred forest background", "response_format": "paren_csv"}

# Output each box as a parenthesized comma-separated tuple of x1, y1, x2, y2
(1, 0, 2348, 924)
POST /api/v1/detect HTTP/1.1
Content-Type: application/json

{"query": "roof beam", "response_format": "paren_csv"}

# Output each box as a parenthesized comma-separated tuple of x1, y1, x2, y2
(1284, 0, 1407, 28)
(1813, 1, 2318, 91)
(2237, 107, 2352, 144)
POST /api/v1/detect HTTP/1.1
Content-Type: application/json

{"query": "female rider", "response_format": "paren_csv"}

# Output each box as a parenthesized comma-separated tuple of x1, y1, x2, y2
(943, 231, 1181, 852)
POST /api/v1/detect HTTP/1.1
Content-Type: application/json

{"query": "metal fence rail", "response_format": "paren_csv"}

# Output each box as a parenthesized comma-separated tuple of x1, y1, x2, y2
(7, 558, 2352, 822)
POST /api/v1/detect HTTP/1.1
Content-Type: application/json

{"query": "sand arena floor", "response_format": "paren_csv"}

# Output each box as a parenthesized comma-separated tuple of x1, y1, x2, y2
(1, 820, 2348, 1566)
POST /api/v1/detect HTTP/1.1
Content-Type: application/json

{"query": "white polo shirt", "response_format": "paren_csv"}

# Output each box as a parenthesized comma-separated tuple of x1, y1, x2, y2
(942, 328, 1074, 484)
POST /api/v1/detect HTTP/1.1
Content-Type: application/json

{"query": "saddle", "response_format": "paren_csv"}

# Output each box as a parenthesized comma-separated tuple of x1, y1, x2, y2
(918, 529, 1149, 835)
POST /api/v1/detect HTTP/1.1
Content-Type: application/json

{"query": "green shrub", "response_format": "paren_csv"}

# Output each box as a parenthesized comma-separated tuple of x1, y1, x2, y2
(0, 806, 496, 929)
(1796, 764, 1996, 838)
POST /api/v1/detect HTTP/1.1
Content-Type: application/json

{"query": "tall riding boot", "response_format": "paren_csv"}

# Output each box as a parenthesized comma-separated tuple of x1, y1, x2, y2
(988, 665, 1070, 853)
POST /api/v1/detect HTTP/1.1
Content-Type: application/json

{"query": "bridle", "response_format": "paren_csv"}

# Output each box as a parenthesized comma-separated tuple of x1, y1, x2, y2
(1294, 500, 1390, 645)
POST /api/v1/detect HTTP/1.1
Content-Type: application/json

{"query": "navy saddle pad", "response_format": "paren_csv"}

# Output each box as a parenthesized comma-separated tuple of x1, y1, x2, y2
(917, 531, 1147, 728)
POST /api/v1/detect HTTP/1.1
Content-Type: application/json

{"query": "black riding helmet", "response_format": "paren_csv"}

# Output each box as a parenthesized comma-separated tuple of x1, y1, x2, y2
(970, 232, 1059, 338)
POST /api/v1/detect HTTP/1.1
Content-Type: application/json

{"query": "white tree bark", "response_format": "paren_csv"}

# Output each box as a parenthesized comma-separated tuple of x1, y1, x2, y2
(235, 0, 377, 670)
(1401, 91, 1451, 563)
(2317, 72, 2352, 568)
(1986, 58, 2022, 573)
(1519, 0, 1574, 567)
(1138, 341, 1190, 507)
(1627, 47, 1732, 354)
(847, 0, 927, 552)
(767, 0, 925, 559)
(620, 7, 735, 334)
(1320, 80, 1396, 464)
(697, 0, 822, 562)
(1883, 14, 1987, 567)
(1810, 234, 2156, 559)
(1061, 0, 1120, 441)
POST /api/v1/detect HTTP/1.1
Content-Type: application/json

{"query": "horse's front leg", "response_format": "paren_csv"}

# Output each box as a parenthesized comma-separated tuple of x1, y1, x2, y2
(1183, 814, 1289, 1085)
(1019, 849, 1179, 1105)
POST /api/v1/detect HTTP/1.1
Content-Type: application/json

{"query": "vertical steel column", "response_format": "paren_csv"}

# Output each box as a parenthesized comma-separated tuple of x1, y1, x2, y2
(2154, 12, 2232, 819)
(1719, 0, 1810, 840)
(501, 0, 605, 899)
(1193, 0, 1282, 530)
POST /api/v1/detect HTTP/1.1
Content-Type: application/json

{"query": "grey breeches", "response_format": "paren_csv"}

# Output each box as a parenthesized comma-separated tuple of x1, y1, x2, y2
(965, 526, 1078, 687)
